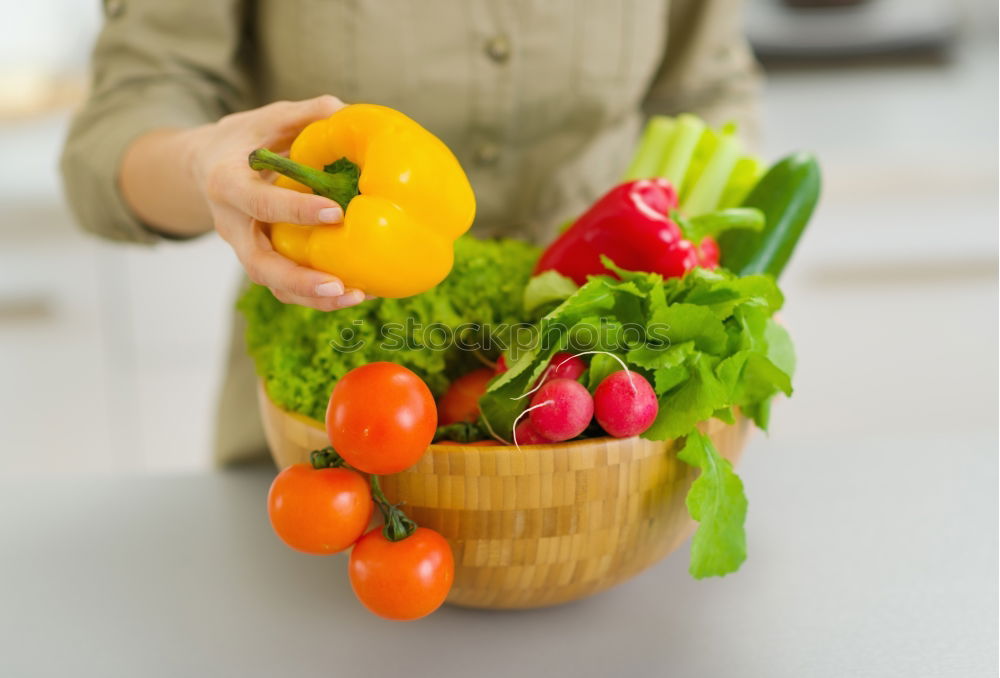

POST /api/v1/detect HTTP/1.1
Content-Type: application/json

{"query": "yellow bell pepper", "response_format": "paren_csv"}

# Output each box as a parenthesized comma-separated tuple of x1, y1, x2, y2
(249, 104, 476, 298)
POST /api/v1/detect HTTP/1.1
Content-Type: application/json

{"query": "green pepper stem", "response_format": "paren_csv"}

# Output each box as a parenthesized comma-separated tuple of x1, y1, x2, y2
(369, 475, 417, 542)
(675, 207, 765, 244)
(248, 148, 359, 211)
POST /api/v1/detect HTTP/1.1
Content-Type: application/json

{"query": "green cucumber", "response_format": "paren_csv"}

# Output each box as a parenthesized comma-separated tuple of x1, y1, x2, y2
(719, 152, 820, 279)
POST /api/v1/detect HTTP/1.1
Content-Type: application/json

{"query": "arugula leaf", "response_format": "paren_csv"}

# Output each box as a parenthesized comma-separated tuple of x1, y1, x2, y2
(539, 279, 617, 339)
(523, 270, 578, 316)
(478, 379, 528, 443)
(585, 352, 623, 391)
(718, 351, 791, 405)
(645, 353, 729, 440)
(487, 346, 537, 392)
(649, 303, 728, 354)
(654, 364, 690, 393)
(677, 430, 748, 578)
(599, 256, 664, 293)
(764, 319, 796, 377)
(682, 273, 783, 320)
(627, 341, 694, 370)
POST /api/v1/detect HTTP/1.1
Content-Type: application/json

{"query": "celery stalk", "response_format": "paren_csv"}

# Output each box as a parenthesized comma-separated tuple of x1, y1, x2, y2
(679, 127, 720, 203)
(681, 130, 742, 216)
(718, 156, 764, 209)
(623, 116, 676, 180)
(657, 114, 706, 194)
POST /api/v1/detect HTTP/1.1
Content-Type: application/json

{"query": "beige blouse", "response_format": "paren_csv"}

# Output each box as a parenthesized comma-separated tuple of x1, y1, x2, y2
(61, 0, 761, 464)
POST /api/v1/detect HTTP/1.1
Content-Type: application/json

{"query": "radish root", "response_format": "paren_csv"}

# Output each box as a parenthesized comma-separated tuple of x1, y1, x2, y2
(512, 350, 636, 401)
(511, 400, 554, 451)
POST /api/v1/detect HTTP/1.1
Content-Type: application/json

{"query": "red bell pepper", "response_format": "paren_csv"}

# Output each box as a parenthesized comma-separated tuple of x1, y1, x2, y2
(535, 178, 720, 285)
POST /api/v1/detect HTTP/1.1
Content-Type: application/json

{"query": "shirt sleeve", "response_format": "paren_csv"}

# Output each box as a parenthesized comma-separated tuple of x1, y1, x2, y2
(60, 0, 253, 244)
(643, 0, 763, 144)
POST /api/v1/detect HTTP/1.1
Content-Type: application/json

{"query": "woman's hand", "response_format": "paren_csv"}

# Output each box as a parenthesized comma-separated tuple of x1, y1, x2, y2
(194, 95, 369, 310)
(122, 95, 369, 311)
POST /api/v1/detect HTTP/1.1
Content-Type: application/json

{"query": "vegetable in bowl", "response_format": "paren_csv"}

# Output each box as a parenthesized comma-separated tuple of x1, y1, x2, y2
(242, 112, 819, 584)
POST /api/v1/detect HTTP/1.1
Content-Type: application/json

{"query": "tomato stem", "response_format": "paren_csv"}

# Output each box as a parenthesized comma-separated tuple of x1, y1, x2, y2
(310, 447, 348, 469)
(369, 475, 417, 542)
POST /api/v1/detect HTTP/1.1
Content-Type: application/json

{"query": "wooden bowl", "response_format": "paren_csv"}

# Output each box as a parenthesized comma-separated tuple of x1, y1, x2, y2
(258, 383, 750, 609)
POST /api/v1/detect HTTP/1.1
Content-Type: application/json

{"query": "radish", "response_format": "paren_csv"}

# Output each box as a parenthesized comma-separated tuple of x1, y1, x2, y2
(512, 420, 550, 446)
(593, 370, 658, 438)
(494, 354, 508, 375)
(528, 378, 594, 442)
(536, 352, 586, 386)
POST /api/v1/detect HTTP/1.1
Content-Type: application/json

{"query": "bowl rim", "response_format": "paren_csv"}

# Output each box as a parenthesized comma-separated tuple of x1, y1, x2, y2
(259, 380, 709, 457)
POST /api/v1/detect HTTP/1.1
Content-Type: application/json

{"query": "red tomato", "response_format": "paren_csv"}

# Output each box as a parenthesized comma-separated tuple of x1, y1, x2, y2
(326, 362, 437, 474)
(267, 464, 372, 555)
(349, 527, 454, 621)
(437, 368, 494, 426)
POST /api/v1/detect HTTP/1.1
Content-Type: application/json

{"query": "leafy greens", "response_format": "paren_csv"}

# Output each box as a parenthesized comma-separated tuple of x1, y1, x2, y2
(478, 259, 794, 577)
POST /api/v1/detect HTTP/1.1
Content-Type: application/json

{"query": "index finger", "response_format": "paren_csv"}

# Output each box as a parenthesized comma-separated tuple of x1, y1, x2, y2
(257, 95, 346, 147)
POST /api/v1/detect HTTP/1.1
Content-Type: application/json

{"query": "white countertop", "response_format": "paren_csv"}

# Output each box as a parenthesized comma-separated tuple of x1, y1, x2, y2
(2, 432, 995, 678)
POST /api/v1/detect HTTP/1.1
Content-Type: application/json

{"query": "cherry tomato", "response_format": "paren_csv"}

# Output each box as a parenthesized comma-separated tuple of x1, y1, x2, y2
(349, 527, 454, 621)
(267, 464, 372, 555)
(326, 362, 437, 474)
(437, 368, 494, 426)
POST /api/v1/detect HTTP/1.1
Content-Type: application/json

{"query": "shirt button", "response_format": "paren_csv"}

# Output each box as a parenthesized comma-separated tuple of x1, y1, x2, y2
(474, 142, 501, 166)
(104, 0, 125, 17)
(485, 35, 511, 63)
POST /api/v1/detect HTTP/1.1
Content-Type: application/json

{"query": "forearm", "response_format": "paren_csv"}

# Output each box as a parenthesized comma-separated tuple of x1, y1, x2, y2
(120, 126, 213, 237)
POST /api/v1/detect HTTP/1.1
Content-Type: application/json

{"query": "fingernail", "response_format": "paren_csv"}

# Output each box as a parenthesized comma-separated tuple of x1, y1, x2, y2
(318, 207, 343, 223)
(339, 290, 365, 306)
(315, 280, 345, 297)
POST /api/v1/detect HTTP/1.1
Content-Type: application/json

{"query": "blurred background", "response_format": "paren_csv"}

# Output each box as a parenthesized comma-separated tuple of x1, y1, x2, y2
(0, 0, 996, 473)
